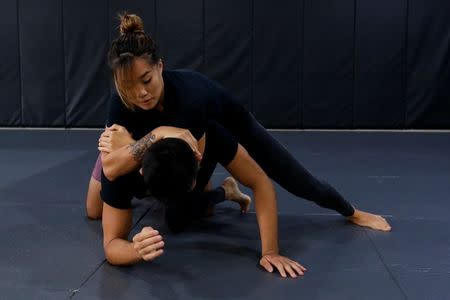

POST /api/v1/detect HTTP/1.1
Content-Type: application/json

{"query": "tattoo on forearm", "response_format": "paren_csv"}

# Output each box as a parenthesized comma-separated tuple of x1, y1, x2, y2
(128, 132, 156, 162)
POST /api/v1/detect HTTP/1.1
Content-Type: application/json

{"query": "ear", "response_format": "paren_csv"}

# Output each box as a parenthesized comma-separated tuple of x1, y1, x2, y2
(157, 59, 164, 74)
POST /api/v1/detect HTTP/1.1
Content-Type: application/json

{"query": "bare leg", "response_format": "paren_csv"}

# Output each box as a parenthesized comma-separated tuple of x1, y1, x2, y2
(86, 176, 103, 220)
(347, 209, 391, 231)
(222, 177, 252, 213)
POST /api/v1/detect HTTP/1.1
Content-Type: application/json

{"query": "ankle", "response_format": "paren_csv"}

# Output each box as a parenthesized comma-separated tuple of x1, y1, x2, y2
(348, 208, 361, 219)
(220, 185, 230, 200)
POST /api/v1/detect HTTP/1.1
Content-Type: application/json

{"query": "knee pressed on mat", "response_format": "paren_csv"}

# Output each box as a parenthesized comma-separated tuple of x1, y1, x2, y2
(86, 206, 102, 220)
(87, 211, 102, 220)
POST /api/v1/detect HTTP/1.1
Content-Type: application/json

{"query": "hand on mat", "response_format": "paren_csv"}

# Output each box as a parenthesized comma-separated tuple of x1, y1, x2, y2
(132, 226, 165, 261)
(259, 253, 307, 278)
(98, 124, 135, 153)
(152, 126, 202, 160)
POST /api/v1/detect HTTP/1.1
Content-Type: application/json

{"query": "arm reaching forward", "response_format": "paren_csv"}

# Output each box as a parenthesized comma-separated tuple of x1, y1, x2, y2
(225, 144, 307, 278)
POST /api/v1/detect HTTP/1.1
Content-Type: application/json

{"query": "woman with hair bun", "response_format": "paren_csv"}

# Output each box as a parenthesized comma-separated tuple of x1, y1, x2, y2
(87, 13, 391, 277)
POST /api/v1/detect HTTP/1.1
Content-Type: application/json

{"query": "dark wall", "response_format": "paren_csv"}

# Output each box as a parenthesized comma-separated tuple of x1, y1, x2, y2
(0, 0, 449, 129)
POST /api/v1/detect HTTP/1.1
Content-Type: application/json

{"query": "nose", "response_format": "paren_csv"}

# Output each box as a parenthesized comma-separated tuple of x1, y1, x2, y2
(138, 86, 148, 98)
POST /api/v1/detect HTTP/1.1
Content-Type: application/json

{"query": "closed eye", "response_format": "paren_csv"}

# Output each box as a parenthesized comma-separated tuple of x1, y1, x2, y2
(143, 78, 152, 84)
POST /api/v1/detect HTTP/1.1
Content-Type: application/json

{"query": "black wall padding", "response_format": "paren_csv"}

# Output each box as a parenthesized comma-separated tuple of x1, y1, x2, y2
(0, 0, 21, 126)
(354, 0, 407, 129)
(406, 0, 450, 128)
(253, 0, 300, 128)
(203, 0, 252, 111)
(1, 0, 449, 129)
(157, 0, 203, 70)
(19, 0, 65, 126)
(64, 0, 110, 127)
(303, 0, 354, 128)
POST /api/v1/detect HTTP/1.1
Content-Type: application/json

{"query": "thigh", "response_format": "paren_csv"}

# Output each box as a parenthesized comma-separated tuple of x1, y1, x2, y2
(91, 154, 102, 182)
(193, 160, 217, 194)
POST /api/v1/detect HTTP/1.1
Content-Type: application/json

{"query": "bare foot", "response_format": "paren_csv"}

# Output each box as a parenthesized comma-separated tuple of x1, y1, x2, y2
(347, 209, 392, 231)
(222, 177, 252, 213)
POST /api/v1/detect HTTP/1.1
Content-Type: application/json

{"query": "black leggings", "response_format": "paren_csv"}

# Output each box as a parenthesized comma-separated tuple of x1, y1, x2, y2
(220, 100, 355, 217)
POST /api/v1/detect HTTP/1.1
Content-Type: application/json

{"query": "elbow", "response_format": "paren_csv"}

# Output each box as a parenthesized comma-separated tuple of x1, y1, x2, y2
(103, 167, 117, 182)
(103, 243, 121, 266)
(103, 246, 116, 265)
(104, 254, 116, 266)
(101, 157, 118, 181)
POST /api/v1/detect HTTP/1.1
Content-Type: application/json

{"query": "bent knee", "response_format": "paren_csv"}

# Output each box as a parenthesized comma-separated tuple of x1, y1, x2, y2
(86, 198, 103, 220)
(86, 208, 102, 220)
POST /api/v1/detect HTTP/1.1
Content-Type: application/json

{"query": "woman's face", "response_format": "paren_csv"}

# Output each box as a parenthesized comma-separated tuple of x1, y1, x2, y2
(119, 57, 164, 110)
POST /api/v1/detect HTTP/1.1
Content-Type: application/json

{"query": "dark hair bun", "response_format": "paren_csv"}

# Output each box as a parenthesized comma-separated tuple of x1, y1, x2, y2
(119, 13, 144, 36)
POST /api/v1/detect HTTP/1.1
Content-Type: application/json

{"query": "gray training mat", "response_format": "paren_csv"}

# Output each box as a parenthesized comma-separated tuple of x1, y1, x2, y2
(0, 129, 448, 300)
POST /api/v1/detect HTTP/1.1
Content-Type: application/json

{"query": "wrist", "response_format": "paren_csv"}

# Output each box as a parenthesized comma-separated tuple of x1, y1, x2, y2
(151, 126, 166, 141)
(149, 130, 159, 141)
(128, 131, 157, 163)
(128, 137, 137, 145)
(131, 240, 144, 261)
(262, 248, 279, 256)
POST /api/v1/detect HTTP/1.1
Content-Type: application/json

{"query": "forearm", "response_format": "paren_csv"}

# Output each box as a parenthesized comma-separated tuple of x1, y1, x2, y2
(252, 178, 279, 256)
(102, 146, 138, 180)
(104, 238, 142, 266)
(102, 131, 156, 180)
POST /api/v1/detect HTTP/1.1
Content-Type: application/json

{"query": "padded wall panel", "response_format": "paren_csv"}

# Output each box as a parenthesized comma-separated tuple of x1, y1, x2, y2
(157, 0, 203, 70)
(0, 0, 21, 126)
(253, 0, 301, 128)
(406, 0, 450, 128)
(1, 1, 450, 129)
(19, 0, 65, 126)
(354, 0, 407, 129)
(303, 0, 354, 128)
(64, 0, 110, 127)
(204, 0, 252, 111)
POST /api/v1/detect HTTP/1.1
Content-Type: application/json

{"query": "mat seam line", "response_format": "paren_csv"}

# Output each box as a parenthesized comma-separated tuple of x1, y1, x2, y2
(68, 261, 105, 299)
(68, 207, 151, 299)
(364, 230, 409, 300)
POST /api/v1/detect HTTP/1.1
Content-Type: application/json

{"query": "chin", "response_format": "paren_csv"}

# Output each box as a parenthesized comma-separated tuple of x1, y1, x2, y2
(138, 101, 157, 110)
(138, 105, 154, 110)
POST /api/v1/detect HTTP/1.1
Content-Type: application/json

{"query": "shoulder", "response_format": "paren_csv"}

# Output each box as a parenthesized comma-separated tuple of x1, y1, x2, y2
(164, 69, 220, 95)
(107, 93, 128, 120)
(165, 69, 211, 82)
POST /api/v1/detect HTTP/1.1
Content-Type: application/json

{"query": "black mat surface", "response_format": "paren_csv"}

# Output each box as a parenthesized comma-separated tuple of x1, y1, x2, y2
(0, 130, 448, 300)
